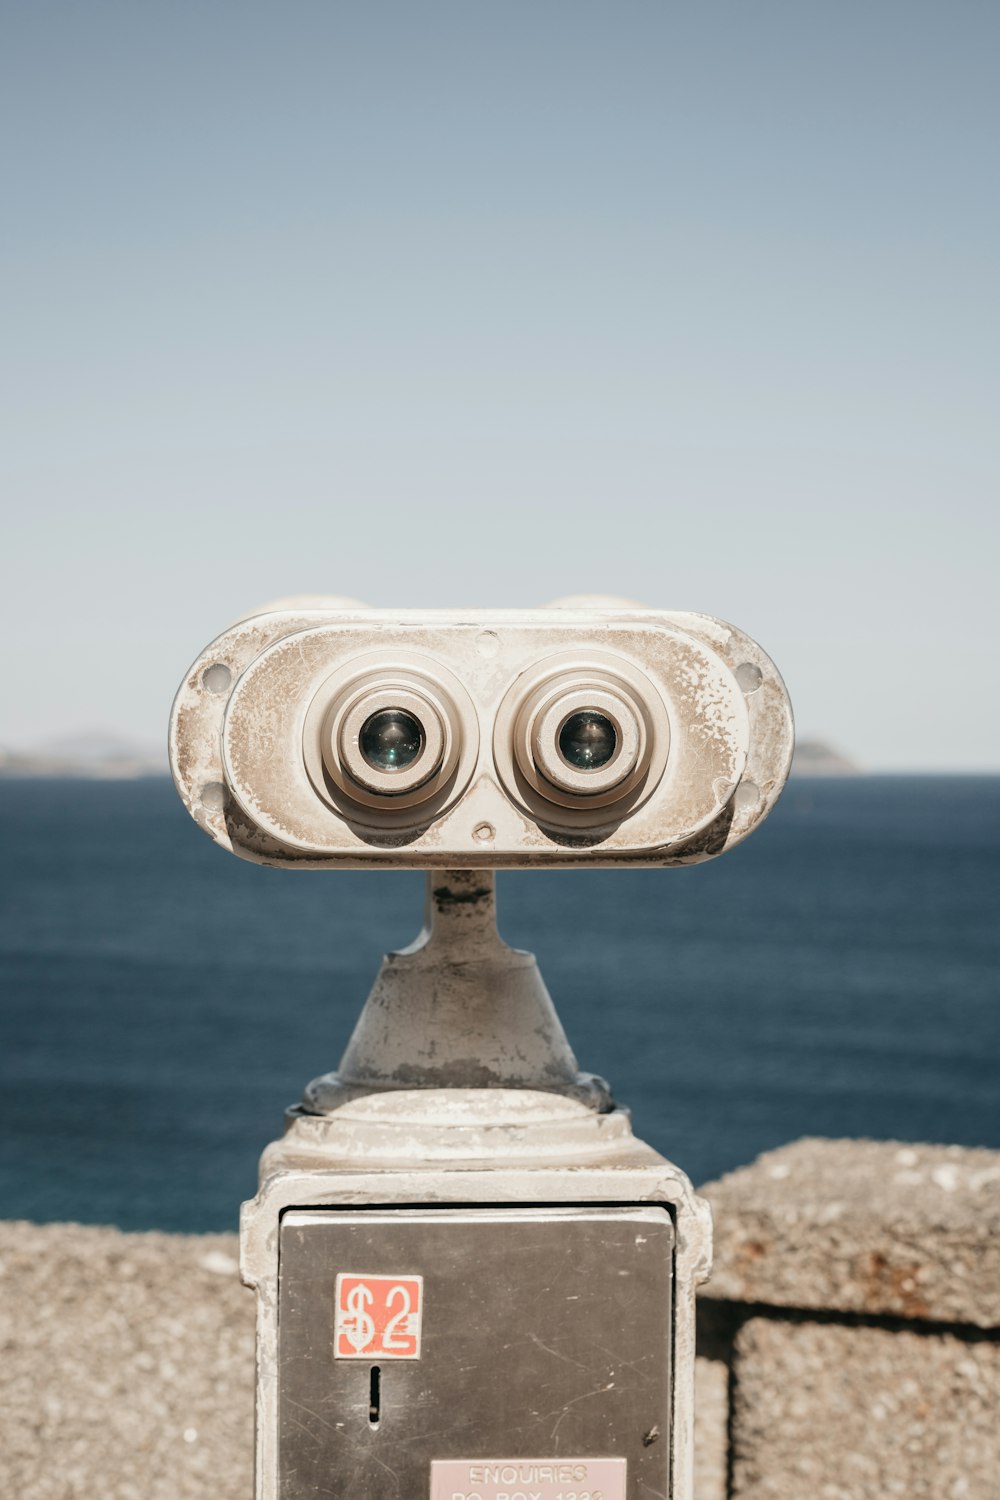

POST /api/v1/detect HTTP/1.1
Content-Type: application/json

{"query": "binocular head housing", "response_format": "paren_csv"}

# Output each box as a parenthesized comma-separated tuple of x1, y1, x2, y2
(170, 597, 793, 869)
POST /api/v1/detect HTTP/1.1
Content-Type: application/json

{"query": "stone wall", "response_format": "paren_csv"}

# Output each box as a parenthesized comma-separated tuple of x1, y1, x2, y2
(1, 1137, 996, 1498)
(0, 1221, 253, 1500)
(694, 1138, 1000, 1500)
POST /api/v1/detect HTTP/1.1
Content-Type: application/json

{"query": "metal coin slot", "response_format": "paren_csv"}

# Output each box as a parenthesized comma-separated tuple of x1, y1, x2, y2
(368, 1365, 381, 1427)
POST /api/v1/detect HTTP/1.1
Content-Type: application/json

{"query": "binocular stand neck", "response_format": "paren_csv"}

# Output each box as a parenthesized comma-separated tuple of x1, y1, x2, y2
(266, 870, 641, 1171)
(303, 869, 613, 1114)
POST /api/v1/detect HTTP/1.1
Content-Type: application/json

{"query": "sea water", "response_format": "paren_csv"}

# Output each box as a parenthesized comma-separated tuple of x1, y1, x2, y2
(0, 776, 997, 1231)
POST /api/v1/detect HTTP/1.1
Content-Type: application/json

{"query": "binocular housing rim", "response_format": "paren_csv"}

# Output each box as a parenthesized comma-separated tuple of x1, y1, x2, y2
(496, 652, 671, 826)
(302, 652, 479, 824)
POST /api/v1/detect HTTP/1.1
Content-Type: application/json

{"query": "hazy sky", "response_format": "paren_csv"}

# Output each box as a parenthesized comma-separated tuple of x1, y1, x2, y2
(2, 2, 997, 769)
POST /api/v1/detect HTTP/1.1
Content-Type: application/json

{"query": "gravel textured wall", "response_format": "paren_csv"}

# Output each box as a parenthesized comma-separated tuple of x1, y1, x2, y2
(702, 1137, 1000, 1327)
(0, 1221, 253, 1500)
(729, 1317, 999, 1500)
(698, 1138, 1000, 1500)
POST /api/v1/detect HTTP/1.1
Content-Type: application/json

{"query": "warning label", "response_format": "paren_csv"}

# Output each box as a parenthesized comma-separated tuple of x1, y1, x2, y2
(429, 1457, 627, 1500)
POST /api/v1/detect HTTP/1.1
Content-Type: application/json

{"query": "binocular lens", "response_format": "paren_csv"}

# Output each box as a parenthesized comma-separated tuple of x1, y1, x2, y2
(359, 709, 425, 772)
(558, 710, 618, 771)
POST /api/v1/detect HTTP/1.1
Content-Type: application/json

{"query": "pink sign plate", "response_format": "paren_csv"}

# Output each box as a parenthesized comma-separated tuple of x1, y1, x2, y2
(430, 1456, 626, 1500)
(333, 1272, 423, 1359)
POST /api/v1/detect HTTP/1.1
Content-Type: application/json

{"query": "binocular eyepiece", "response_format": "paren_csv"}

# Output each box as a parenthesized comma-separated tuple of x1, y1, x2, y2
(170, 599, 793, 868)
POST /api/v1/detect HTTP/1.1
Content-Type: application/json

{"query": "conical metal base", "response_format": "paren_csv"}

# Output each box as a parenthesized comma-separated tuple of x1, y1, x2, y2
(301, 870, 612, 1115)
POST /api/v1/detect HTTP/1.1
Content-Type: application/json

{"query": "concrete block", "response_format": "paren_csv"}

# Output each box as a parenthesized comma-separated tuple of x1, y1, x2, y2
(730, 1316, 1000, 1500)
(0, 1221, 253, 1500)
(694, 1353, 729, 1500)
(701, 1138, 1000, 1327)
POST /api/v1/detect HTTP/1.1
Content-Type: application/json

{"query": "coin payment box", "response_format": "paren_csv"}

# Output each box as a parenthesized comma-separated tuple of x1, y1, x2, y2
(278, 1206, 674, 1499)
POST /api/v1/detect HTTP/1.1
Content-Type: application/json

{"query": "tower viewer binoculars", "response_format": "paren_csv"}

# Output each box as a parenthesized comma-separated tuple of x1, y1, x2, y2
(170, 596, 792, 869)
(169, 596, 793, 1500)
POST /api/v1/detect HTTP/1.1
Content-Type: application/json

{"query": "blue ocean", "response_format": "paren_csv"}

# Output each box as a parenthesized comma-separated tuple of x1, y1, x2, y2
(1, 776, 997, 1232)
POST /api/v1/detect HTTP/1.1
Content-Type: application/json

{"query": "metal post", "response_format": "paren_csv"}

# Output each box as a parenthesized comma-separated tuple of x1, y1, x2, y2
(303, 869, 611, 1111)
(241, 871, 711, 1500)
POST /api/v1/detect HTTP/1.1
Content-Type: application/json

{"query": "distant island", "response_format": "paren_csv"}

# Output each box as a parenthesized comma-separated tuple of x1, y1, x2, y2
(791, 739, 859, 776)
(0, 732, 167, 779)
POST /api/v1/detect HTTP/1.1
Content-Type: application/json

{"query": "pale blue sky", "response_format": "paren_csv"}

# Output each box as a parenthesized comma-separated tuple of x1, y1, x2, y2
(2, 2, 997, 768)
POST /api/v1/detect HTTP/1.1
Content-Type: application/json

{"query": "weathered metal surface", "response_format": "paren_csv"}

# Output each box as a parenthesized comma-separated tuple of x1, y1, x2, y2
(165, 598, 787, 1500)
(242, 1124, 710, 1500)
(168, 602, 793, 869)
(277, 1207, 673, 1499)
(303, 870, 611, 1112)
